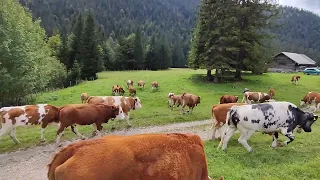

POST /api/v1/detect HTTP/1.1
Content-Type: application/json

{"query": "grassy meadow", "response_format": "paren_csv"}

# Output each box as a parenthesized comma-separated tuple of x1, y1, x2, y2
(0, 68, 319, 155)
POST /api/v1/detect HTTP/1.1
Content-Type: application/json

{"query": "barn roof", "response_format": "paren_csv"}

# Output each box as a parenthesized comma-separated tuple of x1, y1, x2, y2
(276, 52, 316, 65)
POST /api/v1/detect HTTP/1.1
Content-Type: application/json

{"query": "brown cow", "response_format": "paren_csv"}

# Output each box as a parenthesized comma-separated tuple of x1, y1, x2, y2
(211, 103, 246, 140)
(86, 96, 142, 126)
(168, 92, 182, 110)
(180, 92, 201, 115)
(291, 75, 301, 85)
(128, 85, 136, 96)
(151, 81, 159, 91)
(48, 133, 216, 180)
(300, 91, 319, 108)
(56, 104, 125, 146)
(219, 95, 238, 104)
(111, 85, 120, 95)
(0, 104, 60, 144)
(126, 80, 133, 89)
(268, 88, 276, 99)
(314, 94, 320, 112)
(137, 80, 145, 89)
(80, 93, 89, 103)
(241, 91, 272, 104)
(118, 86, 125, 96)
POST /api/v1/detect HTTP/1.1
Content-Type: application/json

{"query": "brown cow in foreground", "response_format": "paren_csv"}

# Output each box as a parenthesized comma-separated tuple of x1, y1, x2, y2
(219, 95, 238, 104)
(291, 75, 301, 85)
(211, 103, 246, 140)
(137, 80, 145, 89)
(56, 103, 125, 146)
(0, 104, 60, 143)
(180, 92, 201, 115)
(80, 93, 89, 103)
(48, 133, 218, 180)
(168, 92, 183, 110)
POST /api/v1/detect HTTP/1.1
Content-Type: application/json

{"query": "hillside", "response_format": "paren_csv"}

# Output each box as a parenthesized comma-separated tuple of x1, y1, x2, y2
(19, 0, 320, 64)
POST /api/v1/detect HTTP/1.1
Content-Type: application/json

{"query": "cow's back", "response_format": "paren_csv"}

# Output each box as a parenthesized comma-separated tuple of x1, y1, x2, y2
(212, 103, 245, 122)
(49, 133, 210, 180)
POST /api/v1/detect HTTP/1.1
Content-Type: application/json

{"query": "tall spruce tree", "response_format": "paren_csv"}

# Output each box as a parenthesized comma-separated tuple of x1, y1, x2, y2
(134, 29, 144, 70)
(68, 13, 83, 70)
(79, 12, 100, 80)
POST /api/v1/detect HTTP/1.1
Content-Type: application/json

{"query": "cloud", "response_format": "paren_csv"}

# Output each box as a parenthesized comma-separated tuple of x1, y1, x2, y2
(278, 0, 320, 14)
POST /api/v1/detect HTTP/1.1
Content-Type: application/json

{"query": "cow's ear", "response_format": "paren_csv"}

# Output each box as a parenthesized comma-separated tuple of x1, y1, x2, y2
(134, 98, 137, 102)
(314, 115, 318, 121)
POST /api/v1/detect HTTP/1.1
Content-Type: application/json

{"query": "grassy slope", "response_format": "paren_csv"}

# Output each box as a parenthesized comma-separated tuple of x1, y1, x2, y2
(0, 69, 319, 154)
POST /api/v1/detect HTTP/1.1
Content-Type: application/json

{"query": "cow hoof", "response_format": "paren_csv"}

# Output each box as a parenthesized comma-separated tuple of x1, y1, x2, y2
(40, 139, 46, 143)
(248, 149, 253, 153)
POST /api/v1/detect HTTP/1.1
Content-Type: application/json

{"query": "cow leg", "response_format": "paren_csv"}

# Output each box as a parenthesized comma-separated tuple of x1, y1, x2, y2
(125, 114, 132, 127)
(40, 122, 49, 142)
(219, 126, 237, 151)
(237, 128, 255, 152)
(280, 128, 295, 146)
(314, 103, 320, 112)
(180, 104, 186, 115)
(91, 123, 98, 137)
(95, 123, 104, 137)
(271, 132, 279, 148)
(56, 126, 66, 146)
(9, 127, 20, 144)
(0, 124, 11, 138)
(71, 125, 86, 140)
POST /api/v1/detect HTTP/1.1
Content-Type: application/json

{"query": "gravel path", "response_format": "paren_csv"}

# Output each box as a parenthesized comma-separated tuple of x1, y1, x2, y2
(0, 119, 213, 180)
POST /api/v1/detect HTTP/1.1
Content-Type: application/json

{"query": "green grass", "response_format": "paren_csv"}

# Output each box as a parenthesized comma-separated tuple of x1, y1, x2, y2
(0, 68, 319, 154)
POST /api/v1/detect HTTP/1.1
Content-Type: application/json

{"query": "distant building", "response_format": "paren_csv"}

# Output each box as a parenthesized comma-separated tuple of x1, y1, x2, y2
(270, 52, 317, 71)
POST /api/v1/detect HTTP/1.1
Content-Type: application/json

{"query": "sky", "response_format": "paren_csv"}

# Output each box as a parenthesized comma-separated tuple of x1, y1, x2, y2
(278, 0, 320, 15)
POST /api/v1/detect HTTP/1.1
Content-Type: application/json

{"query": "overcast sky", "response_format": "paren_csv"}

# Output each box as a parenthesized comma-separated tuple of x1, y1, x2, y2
(279, 0, 320, 15)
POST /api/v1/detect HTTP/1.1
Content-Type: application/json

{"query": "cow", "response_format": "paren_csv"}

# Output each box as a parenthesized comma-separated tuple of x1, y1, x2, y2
(219, 95, 238, 104)
(291, 75, 301, 85)
(313, 93, 320, 112)
(300, 92, 319, 108)
(137, 80, 145, 89)
(168, 92, 182, 110)
(80, 93, 89, 103)
(180, 93, 201, 115)
(86, 96, 142, 126)
(118, 86, 125, 96)
(126, 80, 133, 89)
(111, 85, 120, 95)
(0, 104, 60, 144)
(268, 88, 276, 99)
(151, 81, 159, 91)
(128, 85, 136, 96)
(241, 91, 272, 104)
(218, 102, 318, 152)
(48, 133, 216, 180)
(56, 103, 125, 146)
(211, 103, 246, 140)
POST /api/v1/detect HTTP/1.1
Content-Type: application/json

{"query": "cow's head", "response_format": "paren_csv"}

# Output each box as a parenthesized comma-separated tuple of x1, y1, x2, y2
(168, 92, 175, 98)
(110, 105, 126, 120)
(300, 112, 318, 132)
(196, 96, 201, 105)
(300, 99, 307, 106)
(134, 97, 142, 110)
(243, 88, 250, 93)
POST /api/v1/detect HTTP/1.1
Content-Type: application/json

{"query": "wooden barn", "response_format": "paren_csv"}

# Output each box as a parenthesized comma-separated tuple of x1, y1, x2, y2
(270, 52, 316, 71)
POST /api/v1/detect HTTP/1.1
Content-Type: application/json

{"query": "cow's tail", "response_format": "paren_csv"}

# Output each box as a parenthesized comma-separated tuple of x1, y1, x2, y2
(218, 108, 235, 149)
(210, 105, 219, 129)
(47, 145, 74, 180)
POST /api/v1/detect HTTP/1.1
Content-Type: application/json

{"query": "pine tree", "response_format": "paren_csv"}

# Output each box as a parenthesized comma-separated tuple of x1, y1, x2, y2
(79, 12, 100, 80)
(69, 13, 83, 70)
(134, 29, 144, 70)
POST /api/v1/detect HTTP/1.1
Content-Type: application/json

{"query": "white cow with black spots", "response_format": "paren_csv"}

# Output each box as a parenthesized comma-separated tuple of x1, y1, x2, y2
(218, 102, 318, 152)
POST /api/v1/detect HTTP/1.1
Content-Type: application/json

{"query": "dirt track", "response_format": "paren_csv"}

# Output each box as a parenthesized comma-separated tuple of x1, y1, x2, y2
(0, 120, 213, 180)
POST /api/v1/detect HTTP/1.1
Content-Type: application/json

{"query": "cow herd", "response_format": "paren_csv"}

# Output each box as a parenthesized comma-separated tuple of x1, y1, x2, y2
(0, 75, 319, 180)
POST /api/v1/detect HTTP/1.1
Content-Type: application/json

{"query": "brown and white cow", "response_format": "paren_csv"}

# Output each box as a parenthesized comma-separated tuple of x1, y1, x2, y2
(151, 81, 159, 91)
(80, 93, 89, 103)
(86, 96, 142, 126)
(137, 80, 145, 89)
(128, 85, 136, 96)
(180, 93, 201, 115)
(118, 86, 125, 96)
(300, 92, 319, 109)
(211, 103, 246, 140)
(168, 92, 182, 110)
(291, 75, 301, 85)
(48, 133, 216, 180)
(111, 85, 120, 95)
(56, 103, 125, 146)
(219, 95, 238, 104)
(126, 80, 134, 89)
(241, 91, 272, 104)
(0, 104, 60, 144)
